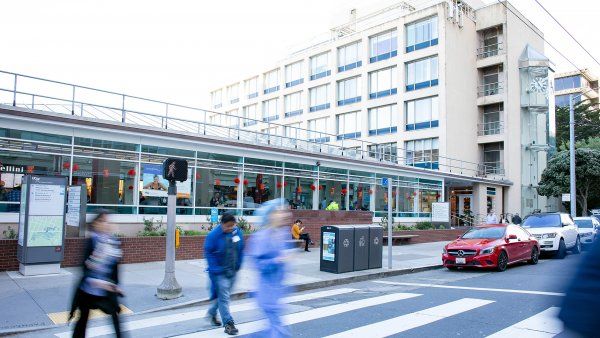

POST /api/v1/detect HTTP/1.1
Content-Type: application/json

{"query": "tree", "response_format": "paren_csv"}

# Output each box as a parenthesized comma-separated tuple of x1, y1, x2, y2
(560, 137, 600, 152)
(555, 102, 600, 149)
(538, 149, 600, 215)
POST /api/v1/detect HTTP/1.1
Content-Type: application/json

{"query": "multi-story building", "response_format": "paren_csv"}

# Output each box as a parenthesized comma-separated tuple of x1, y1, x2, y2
(209, 0, 554, 218)
(554, 69, 599, 107)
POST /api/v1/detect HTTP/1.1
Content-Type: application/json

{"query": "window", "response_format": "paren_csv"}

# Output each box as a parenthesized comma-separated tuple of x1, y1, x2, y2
(369, 67, 397, 98)
(480, 65, 503, 96)
(405, 96, 439, 130)
(481, 103, 503, 135)
(211, 89, 222, 109)
(338, 41, 362, 72)
(483, 142, 504, 174)
(285, 61, 304, 88)
(336, 111, 361, 140)
(405, 56, 438, 91)
(284, 122, 302, 138)
(243, 104, 259, 126)
(368, 142, 397, 162)
(369, 104, 398, 135)
(309, 84, 330, 112)
(555, 94, 580, 108)
(307, 117, 330, 142)
(310, 52, 330, 80)
(369, 30, 397, 63)
(337, 77, 361, 106)
(262, 98, 279, 122)
(261, 126, 279, 135)
(264, 69, 280, 94)
(227, 84, 239, 104)
(284, 92, 303, 117)
(245, 77, 259, 99)
(555, 76, 582, 91)
(478, 26, 503, 58)
(405, 138, 439, 169)
(406, 16, 438, 52)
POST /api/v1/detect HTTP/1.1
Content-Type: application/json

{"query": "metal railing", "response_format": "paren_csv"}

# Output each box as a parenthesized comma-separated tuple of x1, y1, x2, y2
(477, 81, 503, 97)
(477, 120, 504, 136)
(476, 42, 503, 59)
(478, 162, 505, 176)
(0, 69, 507, 180)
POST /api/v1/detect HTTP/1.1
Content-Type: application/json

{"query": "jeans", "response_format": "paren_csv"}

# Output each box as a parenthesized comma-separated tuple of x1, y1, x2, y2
(299, 233, 311, 251)
(208, 273, 236, 325)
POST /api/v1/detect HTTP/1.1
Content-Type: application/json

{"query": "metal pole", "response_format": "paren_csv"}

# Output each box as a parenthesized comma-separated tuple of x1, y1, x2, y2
(71, 86, 76, 114)
(13, 74, 17, 106)
(156, 180, 182, 299)
(387, 178, 392, 269)
(569, 94, 576, 218)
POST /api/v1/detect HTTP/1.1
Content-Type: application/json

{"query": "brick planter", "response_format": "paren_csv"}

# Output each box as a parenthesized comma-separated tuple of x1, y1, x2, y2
(387, 228, 469, 244)
(289, 210, 373, 245)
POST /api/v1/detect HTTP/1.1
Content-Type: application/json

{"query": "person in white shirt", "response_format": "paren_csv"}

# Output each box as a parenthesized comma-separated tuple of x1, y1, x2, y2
(485, 211, 498, 224)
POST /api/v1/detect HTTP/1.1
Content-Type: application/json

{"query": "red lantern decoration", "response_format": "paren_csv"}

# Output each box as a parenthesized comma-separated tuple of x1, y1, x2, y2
(196, 172, 201, 180)
(276, 182, 282, 188)
(297, 186, 302, 193)
(72, 163, 80, 172)
(128, 185, 133, 190)
(413, 191, 418, 196)
(436, 193, 441, 199)
(215, 179, 221, 186)
(63, 162, 70, 169)
(368, 189, 373, 195)
(310, 184, 316, 191)
(318, 185, 323, 191)
(243, 179, 248, 186)
(26, 165, 34, 173)
(341, 188, 348, 195)
(234, 177, 241, 184)
(103, 169, 110, 177)
(127, 169, 136, 177)
(283, 182, 288, 187)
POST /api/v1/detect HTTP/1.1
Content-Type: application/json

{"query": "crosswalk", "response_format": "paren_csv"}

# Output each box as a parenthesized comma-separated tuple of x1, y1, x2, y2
(51, 286, 566, 338)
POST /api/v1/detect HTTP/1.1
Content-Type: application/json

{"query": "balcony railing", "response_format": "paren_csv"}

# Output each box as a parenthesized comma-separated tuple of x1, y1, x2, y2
(478, 81, 503, 97)
(478, 162, 505, 176)
(476, 42, 503, 59)
(478, 120, 504, 136)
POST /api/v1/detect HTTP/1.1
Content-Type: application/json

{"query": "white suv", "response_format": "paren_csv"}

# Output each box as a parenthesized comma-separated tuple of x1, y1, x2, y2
(574, 217, 600, 246)
(522, 213, 581, 259)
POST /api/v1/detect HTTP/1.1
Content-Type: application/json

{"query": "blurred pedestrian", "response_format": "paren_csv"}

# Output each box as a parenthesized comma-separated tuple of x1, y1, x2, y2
(485, 210, 498, 224)
(70, 210, 123, 338)
(205, 212, 244, 335)
(559, 235, 600, 337)
(512, 213, 522, 225)
(291, 219, 313, 252)
(326, 200, 339, 211)
(249, 199, 292, 338)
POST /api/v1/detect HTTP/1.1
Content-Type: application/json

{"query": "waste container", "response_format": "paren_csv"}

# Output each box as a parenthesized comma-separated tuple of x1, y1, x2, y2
(353, 225, 370, 271)
(320, 225, 354, 273)
(368, 225, 383, 269)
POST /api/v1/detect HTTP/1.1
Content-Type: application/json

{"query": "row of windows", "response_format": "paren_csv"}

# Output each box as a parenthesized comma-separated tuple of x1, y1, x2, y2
(212, 16, 439, 107)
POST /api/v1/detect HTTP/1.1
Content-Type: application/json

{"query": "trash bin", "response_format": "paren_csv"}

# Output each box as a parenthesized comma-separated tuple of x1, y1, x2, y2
(368, 225, 383, 269)
(353, 225, 370, 271)
(320, 225, 354, 273)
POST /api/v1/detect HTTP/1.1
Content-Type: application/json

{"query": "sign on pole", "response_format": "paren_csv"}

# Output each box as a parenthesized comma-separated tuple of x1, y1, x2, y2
(561, 193, 571, 202)
(431, 202, 450, 223)
(210, 207, 219, 223)
(381, 177, 388, 187)
(66, 184, 87, 237)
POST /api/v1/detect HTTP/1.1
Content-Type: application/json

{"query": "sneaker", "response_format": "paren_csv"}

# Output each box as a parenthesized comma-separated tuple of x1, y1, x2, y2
(310, 241, 315, 245)
(207, 314, 221, 327)
(305, 249, 311, 252)
(224, 321, 239, 335)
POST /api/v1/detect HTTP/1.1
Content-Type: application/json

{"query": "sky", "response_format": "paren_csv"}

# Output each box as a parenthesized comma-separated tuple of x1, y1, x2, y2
(1, 0, 599, 117)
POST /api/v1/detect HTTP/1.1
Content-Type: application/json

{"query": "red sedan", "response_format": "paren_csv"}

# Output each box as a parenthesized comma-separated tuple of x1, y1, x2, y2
(442, 224, 540, 272)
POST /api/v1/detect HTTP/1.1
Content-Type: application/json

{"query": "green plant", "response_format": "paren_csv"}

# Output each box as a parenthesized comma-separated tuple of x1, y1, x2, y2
(205, 215, 217, 230)
(415, 221, 433, 230)
(3, 226, 17, 239)
(395, 225, 413, 231)
(237, 217, 254, 233)
(183, 230, 208, 236)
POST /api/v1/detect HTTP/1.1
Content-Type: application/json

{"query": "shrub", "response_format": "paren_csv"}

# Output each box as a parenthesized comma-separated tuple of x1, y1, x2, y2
(395, 225, 414, 231)
(183, 230, 208, 236)
(3, 226, 17, 239)
(237, 217, 255, 233)
(415, 221, 433, 230)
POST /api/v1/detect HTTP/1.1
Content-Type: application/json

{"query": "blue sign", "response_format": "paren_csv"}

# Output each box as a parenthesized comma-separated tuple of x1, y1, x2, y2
(381, 177, 389, 187)
(210, 207, 218, 223)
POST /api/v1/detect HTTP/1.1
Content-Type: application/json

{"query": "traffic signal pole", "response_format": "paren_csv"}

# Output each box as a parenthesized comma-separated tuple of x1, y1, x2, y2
(156, 180, 182, 299)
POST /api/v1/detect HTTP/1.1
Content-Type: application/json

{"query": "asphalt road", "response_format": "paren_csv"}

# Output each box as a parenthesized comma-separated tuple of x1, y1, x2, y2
(31, 252, 587, 338)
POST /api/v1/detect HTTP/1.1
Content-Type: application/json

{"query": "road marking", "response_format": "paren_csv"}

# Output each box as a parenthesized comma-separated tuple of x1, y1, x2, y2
(53, 288, 358, 338)
(486, 307, 563, 338)
(323, 298, 494, 338)
(373, 281, 565, 297)
(174, 292, 423, 338)
(48, 305, 133, 325)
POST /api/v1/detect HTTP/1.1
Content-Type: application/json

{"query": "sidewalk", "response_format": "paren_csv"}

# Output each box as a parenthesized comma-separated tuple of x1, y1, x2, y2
(0, 241, 446, 333)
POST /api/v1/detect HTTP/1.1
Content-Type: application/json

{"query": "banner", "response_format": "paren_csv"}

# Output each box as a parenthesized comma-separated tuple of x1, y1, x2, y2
(142, 164, 191, 198)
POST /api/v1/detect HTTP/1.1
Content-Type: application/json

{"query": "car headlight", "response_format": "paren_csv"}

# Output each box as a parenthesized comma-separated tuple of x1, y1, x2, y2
(542, 233, 557, 239)
(480, 247, 495, 255)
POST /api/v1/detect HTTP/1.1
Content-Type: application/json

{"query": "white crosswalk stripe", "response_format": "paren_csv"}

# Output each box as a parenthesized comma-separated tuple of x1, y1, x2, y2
(373, 280, 566, 297)
(486, 307, 563, 338)
(174, 292, 423, 338)
(324, 298, 495, 338)
(54, 288, 359, 338)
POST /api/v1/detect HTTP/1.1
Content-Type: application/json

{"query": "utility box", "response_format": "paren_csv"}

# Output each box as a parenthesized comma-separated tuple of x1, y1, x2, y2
(320, 225, 354, 274)
(368, 225, 383, 269)
(353, 225, 370, 271)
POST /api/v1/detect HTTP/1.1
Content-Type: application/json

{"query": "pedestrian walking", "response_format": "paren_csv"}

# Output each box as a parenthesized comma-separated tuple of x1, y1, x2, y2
(69, 210, 123, 338)
(511, 213, 522, 225)
(249, 199, 292, 338)
(205, 212, 244, 335)
(485, 210, 498, 224)
(326, 200, 339, 211)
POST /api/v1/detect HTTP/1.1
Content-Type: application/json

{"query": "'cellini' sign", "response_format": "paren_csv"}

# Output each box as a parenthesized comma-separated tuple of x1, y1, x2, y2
(0, 165, 25, 173)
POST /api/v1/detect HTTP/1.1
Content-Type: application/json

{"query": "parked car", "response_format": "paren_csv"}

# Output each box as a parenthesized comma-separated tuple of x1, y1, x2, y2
(442, 224, 540, 272)
(521, 212, 580, 259)
(574, 217, 600, 247)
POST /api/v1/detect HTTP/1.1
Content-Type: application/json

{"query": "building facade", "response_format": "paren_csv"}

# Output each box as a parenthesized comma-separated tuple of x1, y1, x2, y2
(554, 69, 599, 108)
(209, 0, 553, 218)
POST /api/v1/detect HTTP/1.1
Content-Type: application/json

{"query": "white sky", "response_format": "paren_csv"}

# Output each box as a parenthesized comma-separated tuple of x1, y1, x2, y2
(1, 0, 599, 116)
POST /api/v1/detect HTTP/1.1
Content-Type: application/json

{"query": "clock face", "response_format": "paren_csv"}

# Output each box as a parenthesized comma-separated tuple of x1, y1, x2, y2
(529, 76, 548, 95)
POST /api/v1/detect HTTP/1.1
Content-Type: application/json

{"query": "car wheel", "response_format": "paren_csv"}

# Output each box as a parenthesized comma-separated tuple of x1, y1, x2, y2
(496, 251, 508, 272)
(529, 247, 539, 265)
(556, 239, 567, 259)
(572, 236, 581, 254)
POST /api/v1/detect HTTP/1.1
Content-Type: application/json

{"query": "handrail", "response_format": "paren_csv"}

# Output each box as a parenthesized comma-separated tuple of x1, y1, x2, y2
(476, 42, 504, 59)
(477, 81, 504, 97)
(477, 120, 504, 136)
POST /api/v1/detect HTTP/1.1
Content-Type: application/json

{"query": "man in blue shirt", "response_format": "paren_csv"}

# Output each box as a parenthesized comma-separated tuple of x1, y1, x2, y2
(205, 212, 244, 335)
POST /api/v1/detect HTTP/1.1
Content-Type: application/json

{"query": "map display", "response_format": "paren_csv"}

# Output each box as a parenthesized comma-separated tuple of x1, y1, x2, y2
(29, 184, 65, 216)
(26, 215, 64, 247)
(322, 231, 336, 262)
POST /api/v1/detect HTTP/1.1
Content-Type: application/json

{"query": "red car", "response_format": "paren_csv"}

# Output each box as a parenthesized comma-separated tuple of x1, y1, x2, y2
(442, 224, 540, 272)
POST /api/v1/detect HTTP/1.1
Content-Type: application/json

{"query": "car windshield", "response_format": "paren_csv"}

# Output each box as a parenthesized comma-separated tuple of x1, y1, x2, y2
(522, 214, 561, 228)
(575, 220, 593, 228)
(461, 227, 505, 239)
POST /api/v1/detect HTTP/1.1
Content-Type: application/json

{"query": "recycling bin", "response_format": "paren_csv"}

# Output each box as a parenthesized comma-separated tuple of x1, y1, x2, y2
(353, 225, 370, 271)
(320, 225, 354, 273)
(368, 225, 383, 269)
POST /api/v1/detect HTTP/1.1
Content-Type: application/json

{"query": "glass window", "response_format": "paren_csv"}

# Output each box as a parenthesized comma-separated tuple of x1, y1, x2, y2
(242, 172, 279, 214)
(405, 96, 439, 130)
(285, 61, 303, 87)
(406, 16, 438, 52)
(211, 89, 222, 108)
(405, 138, 439, 169)
(554, 76, 582, 91)
(194, 167, 239, 214)
(336, 111, 360, 139)
(368, 142, 397, 162)
(368, 104, 398, 135)
(369, 67, 397, 98)
(227, 83, 239, 103)
(555, 94, 580, 108)
(405, 56, 438, 91)
(284, 123, 302, 138)
(284, 92, 303, 117)
(243, 104, 259, 126)
(369, 30, 398, 62)
(310, 52, 330, 78)
(283, 176, 314, 210)
(0, 128, 72, 145)
(245, 77, 259, 98)
(575, 219, 594, 228)
(337, 76, 361, 105)
(338, 41, 362, 71)
(522, 214, 561, 228)
(264, 69, 280, 93)
(461, 227, 506, 239)
(262, 98, 279, 122)
(307, 117, 330, 142)
(309, 84, 330, 111)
